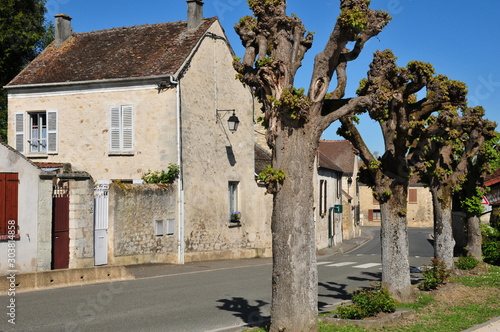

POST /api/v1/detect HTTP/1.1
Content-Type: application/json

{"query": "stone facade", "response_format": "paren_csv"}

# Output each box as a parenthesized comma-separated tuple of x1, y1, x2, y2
(6, 13, 273, 265)
(359, 183, 433, 227)
(314, 164, 343, 250)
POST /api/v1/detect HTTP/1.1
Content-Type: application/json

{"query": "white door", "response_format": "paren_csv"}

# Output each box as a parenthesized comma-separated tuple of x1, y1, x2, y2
(94, 184, 109, 265)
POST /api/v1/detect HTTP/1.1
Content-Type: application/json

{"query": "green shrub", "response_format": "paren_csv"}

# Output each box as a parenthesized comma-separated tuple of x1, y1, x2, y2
(456, 255, 480, 270)
(481, 224, 500, 266)
(336, 285, 396, 319)
(419, 258, 451, 291)
(142, 164, 180, 184)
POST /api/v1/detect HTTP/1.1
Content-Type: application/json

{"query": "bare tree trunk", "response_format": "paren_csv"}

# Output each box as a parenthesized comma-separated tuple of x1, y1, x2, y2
(379, 187, 415, 302)
(430, 188, 455, 269)
(270, 130, 318, 332)
(466, 214, 483, 261)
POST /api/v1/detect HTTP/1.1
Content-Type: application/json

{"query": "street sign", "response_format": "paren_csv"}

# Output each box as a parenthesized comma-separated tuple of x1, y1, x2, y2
(481, 195, 489, 205)
(334, 205, 343, 213)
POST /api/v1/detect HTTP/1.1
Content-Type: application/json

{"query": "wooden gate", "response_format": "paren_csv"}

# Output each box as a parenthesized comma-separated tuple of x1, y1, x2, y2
(52, 181, 70, 269)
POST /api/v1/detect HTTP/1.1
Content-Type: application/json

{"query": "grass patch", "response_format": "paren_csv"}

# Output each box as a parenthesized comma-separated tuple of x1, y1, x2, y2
(455, 265, 500, 288)
(397, 294, 435, 311)
(244, 266, 500, 332)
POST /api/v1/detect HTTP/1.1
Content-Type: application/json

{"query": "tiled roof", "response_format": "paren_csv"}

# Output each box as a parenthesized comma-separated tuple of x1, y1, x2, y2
(319, 140, 356, 175)
(255, 144, 271, 175)
(485, 168, 500, 187)
(8, 18, 218, 86)
(318, 150, 343, 173)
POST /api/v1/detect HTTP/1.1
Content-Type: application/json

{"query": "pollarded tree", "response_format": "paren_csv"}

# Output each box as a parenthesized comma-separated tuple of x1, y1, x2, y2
(458, 128, 499, 260)
(233, 0, 391, 330)
(338, 50, 467, 301)
(412, 106, 496, 269)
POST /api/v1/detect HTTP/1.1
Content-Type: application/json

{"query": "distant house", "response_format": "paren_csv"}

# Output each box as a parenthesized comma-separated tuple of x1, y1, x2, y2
(359, 176, 433, 227)
(484, 168, 500, 224)
(314, 149, 343, 248)
(5, 0, 272, 267)
(318, 140, 361, 239)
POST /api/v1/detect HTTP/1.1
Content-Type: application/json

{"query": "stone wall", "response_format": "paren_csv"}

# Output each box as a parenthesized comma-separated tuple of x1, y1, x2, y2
(109, 182, 178, 265)
(65, 174, 95, 268)
(36, 177, 53, 271)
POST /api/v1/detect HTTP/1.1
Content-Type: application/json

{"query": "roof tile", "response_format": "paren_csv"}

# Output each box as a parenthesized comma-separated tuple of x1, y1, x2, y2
(8, 18, 217, 86)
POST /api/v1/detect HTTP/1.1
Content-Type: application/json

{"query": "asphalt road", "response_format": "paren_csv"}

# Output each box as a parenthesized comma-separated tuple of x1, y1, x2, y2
(0, 227, 434, 332)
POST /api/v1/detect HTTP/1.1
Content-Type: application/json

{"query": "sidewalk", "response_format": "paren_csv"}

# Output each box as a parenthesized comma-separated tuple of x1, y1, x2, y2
(463, 316, 500, 332)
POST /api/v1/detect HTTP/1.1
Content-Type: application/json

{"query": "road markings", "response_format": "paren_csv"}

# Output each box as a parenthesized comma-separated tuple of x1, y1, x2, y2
(353, 263, 382, 269)
(326, 262, 357, 267)
(317, 261, 332, 265)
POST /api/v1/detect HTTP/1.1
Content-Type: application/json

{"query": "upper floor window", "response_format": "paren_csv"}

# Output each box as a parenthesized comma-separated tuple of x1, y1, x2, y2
(29, 112, 47, 153)
(15, 110, 58, 155)
(110, 106, 134, 152)
(409, 188, 418, 203)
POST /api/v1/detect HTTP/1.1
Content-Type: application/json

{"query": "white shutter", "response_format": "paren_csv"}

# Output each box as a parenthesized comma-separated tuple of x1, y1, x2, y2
(47, 110, 58, 154)
(121, 105, 134, 151)
(110, 106, 121, 151)
(15, 112, 25, 153)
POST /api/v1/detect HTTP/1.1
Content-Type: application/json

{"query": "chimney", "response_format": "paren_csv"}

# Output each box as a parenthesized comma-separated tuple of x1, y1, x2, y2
(187, 0, 204, 32)
(55, 14, 73, 46)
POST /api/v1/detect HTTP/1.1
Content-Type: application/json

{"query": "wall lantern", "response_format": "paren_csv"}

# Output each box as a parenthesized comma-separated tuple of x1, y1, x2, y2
(216, 109, 240, 133)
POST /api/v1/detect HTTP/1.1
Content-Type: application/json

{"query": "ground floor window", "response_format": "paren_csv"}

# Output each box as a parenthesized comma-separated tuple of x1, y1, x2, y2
(228, 181, 239, 218)
(368, 209, 381, 221)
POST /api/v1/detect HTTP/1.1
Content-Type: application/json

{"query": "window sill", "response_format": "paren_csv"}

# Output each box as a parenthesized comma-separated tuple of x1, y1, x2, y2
(27, 155, 49, 159)
(0, 234, 20, 241)
(108, 152, 135, 157)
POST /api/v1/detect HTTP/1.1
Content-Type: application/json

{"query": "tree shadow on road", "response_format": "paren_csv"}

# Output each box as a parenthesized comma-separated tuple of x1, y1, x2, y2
(216, 297, 269, 327)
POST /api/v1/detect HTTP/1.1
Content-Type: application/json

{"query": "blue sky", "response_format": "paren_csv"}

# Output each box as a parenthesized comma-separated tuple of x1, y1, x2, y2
(45, 0, 500, 154)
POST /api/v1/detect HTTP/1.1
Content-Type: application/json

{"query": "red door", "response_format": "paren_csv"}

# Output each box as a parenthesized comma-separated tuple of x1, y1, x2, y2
(52, 182, 70, 269)
(0, 173, 18, 237)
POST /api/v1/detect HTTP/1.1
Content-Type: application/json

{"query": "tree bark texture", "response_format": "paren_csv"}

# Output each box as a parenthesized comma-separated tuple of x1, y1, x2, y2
(379, 185, 414, 302)
(430, 187, 455, 269)
(466, 214, 483, 261)
(270, 128, 319, 332)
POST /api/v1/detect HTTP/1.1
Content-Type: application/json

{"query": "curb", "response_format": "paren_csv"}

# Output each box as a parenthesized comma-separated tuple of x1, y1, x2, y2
(462, 316, 500, 332)
(0, 265, 134, 295)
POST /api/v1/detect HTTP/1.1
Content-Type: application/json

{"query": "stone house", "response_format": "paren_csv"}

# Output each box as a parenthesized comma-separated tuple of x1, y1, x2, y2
(314, 149, 343, 249)
(318, 140, 361, 240)
(5, 1, 272, 266)
(359, 177, 433, 227)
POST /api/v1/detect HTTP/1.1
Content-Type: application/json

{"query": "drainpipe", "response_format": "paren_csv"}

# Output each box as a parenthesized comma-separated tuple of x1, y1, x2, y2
(171, 76, 185, 265)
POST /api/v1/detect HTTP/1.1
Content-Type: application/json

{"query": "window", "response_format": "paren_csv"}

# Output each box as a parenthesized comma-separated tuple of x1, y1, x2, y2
(0, 173, 18, 237)
(368, 209, 381, 221)
(228, 181, 239, 215)
(110, 106, 134, 152)
(166, 219, 175, 235)
(319, 180, 327, 217)
(154, 220, 164, 236)
(29, 113, 47, 153)
(409, 188, 418, 203)
(15, 111, 58, 154)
